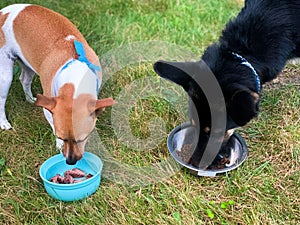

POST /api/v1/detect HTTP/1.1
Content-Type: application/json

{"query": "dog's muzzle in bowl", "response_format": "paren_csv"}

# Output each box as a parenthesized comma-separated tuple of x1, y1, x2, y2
(167, 123, 248, 177)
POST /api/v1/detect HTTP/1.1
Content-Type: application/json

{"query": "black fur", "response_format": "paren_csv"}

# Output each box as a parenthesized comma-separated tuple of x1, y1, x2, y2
(154, 0, 300, 167)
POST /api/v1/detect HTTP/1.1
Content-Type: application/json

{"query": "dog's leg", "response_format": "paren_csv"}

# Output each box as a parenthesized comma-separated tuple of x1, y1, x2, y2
(43, 108, 64, 151)
(18, 61, 36, 103)
(0, 52, 14, 130)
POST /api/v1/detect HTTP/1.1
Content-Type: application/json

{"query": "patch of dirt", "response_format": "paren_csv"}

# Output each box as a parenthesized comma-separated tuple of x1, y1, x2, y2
(263, 66, 300, 89)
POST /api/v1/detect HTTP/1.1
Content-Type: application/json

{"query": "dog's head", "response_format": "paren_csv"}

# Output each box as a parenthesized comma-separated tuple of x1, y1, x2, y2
(36, 84, 115, 165)
(153, 48, 260, 165)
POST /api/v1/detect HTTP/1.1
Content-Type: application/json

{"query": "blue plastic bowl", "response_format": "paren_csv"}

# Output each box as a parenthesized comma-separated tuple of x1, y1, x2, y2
(39, 152, 102, 201)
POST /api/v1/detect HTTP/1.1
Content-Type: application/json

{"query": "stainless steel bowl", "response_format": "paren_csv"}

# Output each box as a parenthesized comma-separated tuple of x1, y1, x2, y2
(167, 123, 248, 177)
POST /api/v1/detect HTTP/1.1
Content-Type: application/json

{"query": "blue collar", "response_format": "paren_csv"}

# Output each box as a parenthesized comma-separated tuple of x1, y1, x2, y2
(231, 52, 261, 93)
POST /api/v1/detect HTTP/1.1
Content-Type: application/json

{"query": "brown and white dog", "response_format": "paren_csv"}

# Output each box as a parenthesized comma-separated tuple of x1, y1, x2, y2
(0, 4, 114, 164)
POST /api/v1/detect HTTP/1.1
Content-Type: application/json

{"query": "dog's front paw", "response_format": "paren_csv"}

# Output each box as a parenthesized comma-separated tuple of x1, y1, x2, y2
(0, 119, 12, 130)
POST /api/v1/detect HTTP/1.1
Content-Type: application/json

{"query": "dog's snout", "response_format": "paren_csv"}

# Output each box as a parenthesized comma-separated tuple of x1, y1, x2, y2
(63, 141, 84, 165)
(65, 150, 83, 165)
(66, 155, 78, 165)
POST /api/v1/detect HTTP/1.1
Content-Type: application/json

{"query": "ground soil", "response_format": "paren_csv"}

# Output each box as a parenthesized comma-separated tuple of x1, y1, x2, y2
(264, 66, 300, 89)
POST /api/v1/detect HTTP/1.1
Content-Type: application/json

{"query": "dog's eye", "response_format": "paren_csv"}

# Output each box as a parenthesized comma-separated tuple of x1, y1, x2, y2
(56, 136, 68, 142)
(74, 135, 89, 144)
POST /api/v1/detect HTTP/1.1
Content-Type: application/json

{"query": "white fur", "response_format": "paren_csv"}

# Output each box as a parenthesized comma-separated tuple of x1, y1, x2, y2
(0, 53, 14, 129)
(1, 4, 30, 14)
(0, 4, 101, 148)
(0, 4, 35, 72)
(65, 35, 76, 41)
(0, 4, 33, 129)
(0, 4, 101, 156)
(43, 108, 63, 150)
(225, 128, 235, 138)
(52, 59, 101, 98)
(48, 59, 101, 147)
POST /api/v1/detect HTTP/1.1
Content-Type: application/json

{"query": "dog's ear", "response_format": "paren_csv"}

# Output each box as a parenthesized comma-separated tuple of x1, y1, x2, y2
(153, 60, 193, 90)
(35, 94, 57, 112)
(226, 83, 259, 126)
(89, 98, 115, 116)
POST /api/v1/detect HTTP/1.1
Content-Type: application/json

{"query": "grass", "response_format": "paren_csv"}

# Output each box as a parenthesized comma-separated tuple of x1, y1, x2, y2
(0, 0, 299, 224)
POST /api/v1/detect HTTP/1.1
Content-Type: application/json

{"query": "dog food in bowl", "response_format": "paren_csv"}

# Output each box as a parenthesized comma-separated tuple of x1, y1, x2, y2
(167, 123, 248, 177)
(175, 144, 232, 170)
(50, 168, 94, 184)
(39, 152, 102, 201)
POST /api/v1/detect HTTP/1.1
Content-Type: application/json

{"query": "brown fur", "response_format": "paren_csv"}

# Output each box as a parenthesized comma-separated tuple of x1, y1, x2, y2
(35, 83, 115, 163)
(11, 5, 112, 164)
(0, 12, 8, 48)
(13, 5, 100, 96)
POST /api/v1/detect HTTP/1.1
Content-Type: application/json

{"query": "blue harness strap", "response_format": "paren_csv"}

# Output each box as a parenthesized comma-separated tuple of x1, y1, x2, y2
(74, 40, 101, 73)
(52, 41, 101, 96)
(232, 52, 261, 93)
(74, 40, 101, 93)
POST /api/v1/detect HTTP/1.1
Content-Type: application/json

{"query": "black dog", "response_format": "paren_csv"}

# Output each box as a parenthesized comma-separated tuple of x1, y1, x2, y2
(154, 0, 300, 167)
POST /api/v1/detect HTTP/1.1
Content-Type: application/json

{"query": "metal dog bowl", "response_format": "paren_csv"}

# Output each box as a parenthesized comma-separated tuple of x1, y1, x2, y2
(167, 123, 248, 177)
